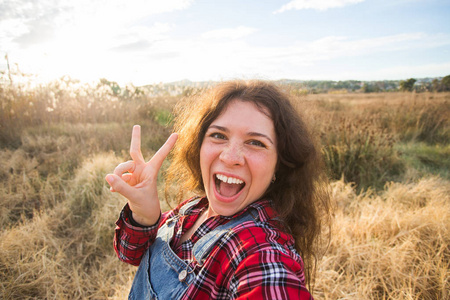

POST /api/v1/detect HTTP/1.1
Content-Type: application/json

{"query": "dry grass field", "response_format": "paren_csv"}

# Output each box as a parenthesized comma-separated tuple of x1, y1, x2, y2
(0, 79, 449, 299)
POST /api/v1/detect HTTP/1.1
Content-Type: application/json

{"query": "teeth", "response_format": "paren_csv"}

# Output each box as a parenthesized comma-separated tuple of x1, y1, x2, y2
(216, 174, 243, 185)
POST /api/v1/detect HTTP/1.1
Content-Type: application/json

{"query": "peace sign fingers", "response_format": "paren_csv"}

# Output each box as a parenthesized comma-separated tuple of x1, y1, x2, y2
(147, 132, 178, 172)
(130, 125, 145, 164)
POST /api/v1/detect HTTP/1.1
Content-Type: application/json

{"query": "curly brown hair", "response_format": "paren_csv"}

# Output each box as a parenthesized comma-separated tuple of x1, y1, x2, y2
(166, 80, 331, 287)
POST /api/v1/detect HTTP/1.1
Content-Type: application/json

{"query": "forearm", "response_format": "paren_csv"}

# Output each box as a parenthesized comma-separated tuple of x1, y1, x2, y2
(113, 204, 160, 266)
(113, 197, 197, 265)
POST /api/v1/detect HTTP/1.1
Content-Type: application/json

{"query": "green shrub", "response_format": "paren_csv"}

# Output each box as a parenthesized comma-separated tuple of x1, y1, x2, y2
(396, 142, 450, 180)
(322, 116, 404, 191)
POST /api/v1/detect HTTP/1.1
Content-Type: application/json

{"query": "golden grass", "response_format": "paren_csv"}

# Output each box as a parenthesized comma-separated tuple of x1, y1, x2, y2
(0, 153, 136, 299)
(315, 177, 450, 299)
(296, 92, 449, 190)
(1, 83, 449, 298)
(1, 156, 448, 298)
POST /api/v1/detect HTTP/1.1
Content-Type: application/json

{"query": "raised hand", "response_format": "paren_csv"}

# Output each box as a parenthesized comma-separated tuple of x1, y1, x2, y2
(105, 125, 178, 226)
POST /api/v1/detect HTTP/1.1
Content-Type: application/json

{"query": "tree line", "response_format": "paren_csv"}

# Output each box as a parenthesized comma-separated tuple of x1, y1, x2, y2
(279, 75, 450, 94)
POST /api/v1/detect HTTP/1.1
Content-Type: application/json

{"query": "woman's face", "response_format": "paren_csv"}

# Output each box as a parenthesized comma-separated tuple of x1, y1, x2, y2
(200, 99, 278, 217)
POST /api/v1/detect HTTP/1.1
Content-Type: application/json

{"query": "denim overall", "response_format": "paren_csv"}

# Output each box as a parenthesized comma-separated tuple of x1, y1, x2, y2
(128, 198, 256, 300)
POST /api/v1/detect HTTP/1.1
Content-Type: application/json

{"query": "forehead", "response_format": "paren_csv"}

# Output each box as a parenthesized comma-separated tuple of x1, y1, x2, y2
(218, 99, 272, 118)
(211, 99, 275, 131)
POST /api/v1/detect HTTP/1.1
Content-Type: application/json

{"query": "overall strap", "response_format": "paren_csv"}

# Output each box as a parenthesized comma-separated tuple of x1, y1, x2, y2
(192, 210, 257, 263)
(160, 197, 203, 243)
(179, 197, 202, 216)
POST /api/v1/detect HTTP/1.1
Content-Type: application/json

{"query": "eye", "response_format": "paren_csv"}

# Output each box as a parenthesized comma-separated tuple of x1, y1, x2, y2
(248, 140, 267, 148)
(210, 132, 226, 140)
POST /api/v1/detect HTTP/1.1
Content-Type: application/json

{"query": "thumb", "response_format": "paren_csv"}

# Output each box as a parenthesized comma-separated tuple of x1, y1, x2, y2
(105, 174, 135, 199)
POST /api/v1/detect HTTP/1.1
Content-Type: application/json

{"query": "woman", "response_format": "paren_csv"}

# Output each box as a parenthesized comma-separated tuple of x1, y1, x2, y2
(106, 80, 331, 299)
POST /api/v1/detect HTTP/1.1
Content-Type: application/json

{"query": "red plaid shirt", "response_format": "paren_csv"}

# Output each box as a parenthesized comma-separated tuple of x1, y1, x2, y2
(114, 197, 313, 299)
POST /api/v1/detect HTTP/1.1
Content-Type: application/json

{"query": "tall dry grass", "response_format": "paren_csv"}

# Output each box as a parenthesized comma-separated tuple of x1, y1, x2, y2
(0, 78, 449, 299)
(315, 177, 449, 299)
(0, 154, 136, 299)
(0, 78, 177, 149)
(297, 92, 449, 190)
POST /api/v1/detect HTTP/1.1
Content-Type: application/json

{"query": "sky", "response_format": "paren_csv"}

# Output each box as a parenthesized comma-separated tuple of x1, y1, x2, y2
(1, 0, 449, 86)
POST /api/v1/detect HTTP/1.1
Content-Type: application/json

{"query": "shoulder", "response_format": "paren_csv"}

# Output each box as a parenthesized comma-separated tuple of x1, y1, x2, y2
(218, 221, 310, 297)
(232, 220, 294, 252)
(220, 219, 305, 275)
(225, 199, 293, 247)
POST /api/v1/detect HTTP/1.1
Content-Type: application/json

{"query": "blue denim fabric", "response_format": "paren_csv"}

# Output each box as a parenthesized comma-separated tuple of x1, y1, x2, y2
(128, 200, 256, 300)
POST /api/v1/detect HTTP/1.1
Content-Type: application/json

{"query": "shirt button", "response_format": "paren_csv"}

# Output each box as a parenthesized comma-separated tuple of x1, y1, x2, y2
(178, 269, 188, 282)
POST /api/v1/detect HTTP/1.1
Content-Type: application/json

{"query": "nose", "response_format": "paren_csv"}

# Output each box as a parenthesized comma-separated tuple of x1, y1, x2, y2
(219, 142, 245, 166)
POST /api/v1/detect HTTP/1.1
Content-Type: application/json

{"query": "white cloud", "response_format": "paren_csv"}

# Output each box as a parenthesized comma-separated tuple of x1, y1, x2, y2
(0, 0, 193, 84)
(116, 31, 449, 84)
(0, 0, 193, 50)
(69, 0, 193, 27)
(111, 23, 174, 52)
(274, 0, 365, 13)
(297, 33, 426, 59)
(209, 33, 427, 69)
(2, 0, 449, 87)
(201, 26, 258, 40)
(19, 31, 450, 84)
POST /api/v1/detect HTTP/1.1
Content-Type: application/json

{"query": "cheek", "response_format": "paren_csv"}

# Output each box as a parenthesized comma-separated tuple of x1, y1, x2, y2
(200, 141, 222, 163)
(199, 146, 208, 176)
(249, 153, 277, 179)
(200, 144, 214, 177)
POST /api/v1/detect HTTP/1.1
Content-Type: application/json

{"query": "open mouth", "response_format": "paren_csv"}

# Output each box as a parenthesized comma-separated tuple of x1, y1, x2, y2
(215, 174, 245, 198)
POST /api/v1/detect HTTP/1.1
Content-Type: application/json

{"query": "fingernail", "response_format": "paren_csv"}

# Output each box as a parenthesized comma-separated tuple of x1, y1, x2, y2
(106, 175, 114, 184)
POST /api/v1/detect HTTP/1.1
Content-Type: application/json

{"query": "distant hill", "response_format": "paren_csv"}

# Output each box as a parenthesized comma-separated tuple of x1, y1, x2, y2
(138, 76, 447, 96)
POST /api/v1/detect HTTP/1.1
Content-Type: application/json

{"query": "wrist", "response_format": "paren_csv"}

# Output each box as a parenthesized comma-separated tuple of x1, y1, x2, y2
(131, 211, 160, 227)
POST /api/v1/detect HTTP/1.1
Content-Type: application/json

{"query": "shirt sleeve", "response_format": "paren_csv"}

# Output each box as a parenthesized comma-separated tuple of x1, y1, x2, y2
(231, 249, 313, 300)
(113, 203, 161, 266)
(113, 198, 194, 266)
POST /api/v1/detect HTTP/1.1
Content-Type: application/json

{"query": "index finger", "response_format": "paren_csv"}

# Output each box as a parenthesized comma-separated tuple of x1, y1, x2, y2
(130, 125, 145, 163)
(148, 133, 178, 170)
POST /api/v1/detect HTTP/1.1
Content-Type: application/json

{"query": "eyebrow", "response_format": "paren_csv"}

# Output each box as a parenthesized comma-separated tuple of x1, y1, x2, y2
(208, 125, 275, 145)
